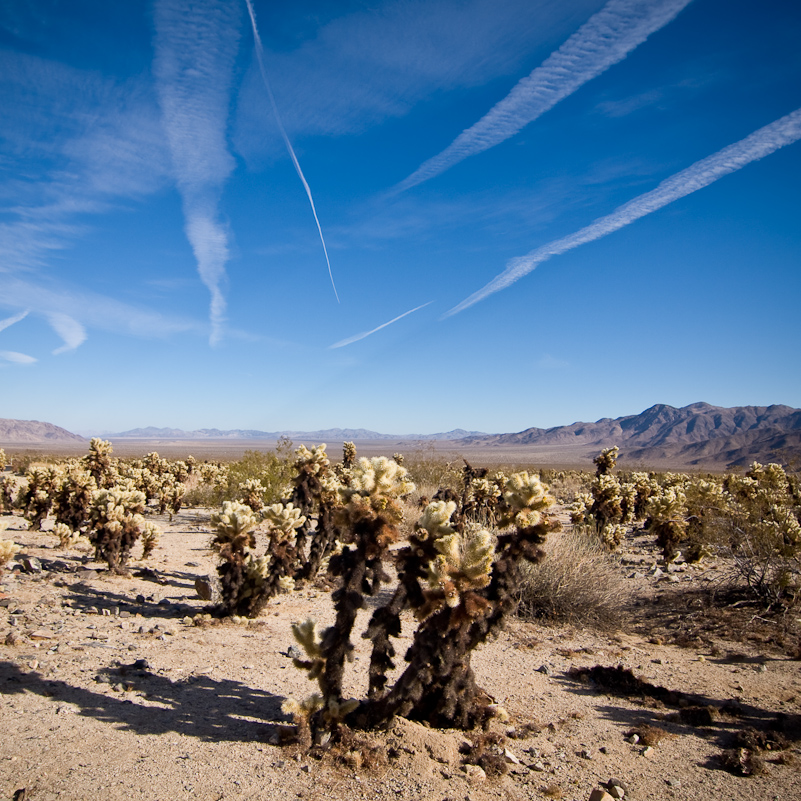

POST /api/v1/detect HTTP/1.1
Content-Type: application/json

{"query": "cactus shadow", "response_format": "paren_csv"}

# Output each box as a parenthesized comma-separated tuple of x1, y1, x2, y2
(65, 582, 208, 619)
(0, 659, 288, 743)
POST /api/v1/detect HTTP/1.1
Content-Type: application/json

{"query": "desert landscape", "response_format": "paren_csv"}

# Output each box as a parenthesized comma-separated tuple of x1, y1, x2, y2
(1, 425, 799, 801)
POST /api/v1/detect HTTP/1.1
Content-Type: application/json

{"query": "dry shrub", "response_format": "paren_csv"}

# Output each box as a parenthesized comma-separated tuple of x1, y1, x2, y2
(625, 723, 674, 746)
(517, 529, 630, 628)
(460, 731, 508, 777)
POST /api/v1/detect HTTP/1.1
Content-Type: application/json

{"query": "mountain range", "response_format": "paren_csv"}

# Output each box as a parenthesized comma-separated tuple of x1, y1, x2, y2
(1, 403, 800, 468)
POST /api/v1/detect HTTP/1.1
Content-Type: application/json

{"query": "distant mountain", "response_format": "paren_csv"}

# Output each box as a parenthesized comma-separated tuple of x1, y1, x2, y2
(0, 418, 86, 444)
(461, 403, 801, 467)
(105, 426, 485, 442)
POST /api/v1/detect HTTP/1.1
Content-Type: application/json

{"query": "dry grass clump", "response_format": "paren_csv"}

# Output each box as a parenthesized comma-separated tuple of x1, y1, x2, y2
(517, 529, 629, 628)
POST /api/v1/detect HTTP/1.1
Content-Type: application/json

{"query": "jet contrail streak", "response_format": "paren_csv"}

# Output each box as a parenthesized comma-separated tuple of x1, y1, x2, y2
(396, 0, 693, 193)
(330, 301, 432, 349)
(445, 107, 801, 317)
(244, 0, 339, 303)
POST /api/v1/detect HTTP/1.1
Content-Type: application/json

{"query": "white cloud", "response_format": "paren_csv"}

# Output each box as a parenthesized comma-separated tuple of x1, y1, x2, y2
(47, 312, 87, 355)
(153, 0, 242, 345)
(0, 350, 36, 365)
(446, 107, 801, 316)
(395, 0, 693, 192)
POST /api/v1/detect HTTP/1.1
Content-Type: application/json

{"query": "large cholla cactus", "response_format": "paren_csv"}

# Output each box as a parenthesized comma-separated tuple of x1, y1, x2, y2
(210, 500, 262, 616)
(590, 473, 624, 531)
(239, 478, 266, 512)
(17, 466, 60, 530)
(594, 445, 619, 477)
(85, 487, 149, 572)
(82, 438, 116, 487)
(52, 464, 97, 532)
(287, 467, 561, 739)
(645, 487, 688, 560)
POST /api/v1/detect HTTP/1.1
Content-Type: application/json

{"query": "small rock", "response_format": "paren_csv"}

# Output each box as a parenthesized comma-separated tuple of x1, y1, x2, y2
(641, 746, 654, 757)
(300, 764, 311, 774)
(537, 664, 551, 675)
(28, 659, 38, 670)
(158, 599, 170, 607)
(599, 746, 608, 754)
(531, 761, 546, 772)
(194, 577, 214, 601)
(651, 567, 664, 578)
(503, 748, 521, 765)
(463, 765, 486, 783)
(87, 606, 99, 615)
(4, 631, 19, 646)
(666, 779, 681, 788)
(136, 595, 146, 605)
(21, 557, 42, 574)
(651, 658, 663, 665)
(588, 791, 614, 801)
(625, 734, 640, 745)
(29, 630, 54, 640)
(132, 658, 150, 669)
(286, 645, 303, 660)
(102, 608, 111, 617)
(119, 610, 131, 618)
(579, 748, 593, 760)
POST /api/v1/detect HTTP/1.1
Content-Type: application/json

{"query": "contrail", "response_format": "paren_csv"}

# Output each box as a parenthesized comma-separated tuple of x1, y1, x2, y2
(244, 0, 339, 303)
(47, 312, 87, 354)
(396, 0, 693, 193)
(330, 301, 432, 349)
(445, 107, 801, 317)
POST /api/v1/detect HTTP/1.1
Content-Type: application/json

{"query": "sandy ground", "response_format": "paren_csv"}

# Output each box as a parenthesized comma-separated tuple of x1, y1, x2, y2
(1, 507, 800, 801)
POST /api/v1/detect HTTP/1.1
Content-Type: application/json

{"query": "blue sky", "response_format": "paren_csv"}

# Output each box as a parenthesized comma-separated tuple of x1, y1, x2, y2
(1, 0, 800, 436)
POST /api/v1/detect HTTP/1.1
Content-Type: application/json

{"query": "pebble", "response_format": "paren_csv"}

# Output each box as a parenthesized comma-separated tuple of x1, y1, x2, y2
(641, 746, 654, 757)
(463, 765, 486, 783)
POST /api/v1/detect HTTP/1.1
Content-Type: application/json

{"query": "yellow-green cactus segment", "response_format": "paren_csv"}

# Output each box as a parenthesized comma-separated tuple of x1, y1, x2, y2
(416, 500, 457, 540)
(210, 500, 258, 545)
(263, 502, 307, 539)
(292, 618, 323, 659)
(501, 471, 554, 528)
(294, 444, 330, 475)
(340, 456, 415, 501)
(0, 539, 21, 567)
(427, 528, 494, 607)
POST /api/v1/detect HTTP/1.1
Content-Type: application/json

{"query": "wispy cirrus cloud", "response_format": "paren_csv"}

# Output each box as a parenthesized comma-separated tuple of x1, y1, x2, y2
(395, 0, 693, 192)
(0, 351, 36, 365)
(153, 0, 242, 346)
(47, 312, 87, 355)
(446, 107, 801, 316)
(330, 302, 432, 349)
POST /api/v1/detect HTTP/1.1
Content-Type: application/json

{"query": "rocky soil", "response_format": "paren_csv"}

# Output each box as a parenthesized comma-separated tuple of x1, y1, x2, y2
(1, 508, 799, 801)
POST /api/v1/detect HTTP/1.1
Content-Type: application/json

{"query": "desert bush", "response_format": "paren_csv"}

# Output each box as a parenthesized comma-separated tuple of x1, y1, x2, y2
(518, 529, 629, 628)
(403, 445, 462, 496)
(284, 464, 560, 741)
(10, 451, 43, 475)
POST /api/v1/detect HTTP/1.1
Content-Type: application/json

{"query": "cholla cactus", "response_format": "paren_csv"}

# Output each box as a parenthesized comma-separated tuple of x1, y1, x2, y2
(569, 493, 593, 524)
(82, 438, 116, 486)
(424, 526, 494, 614)
(263, 502, 306, 541)
(599, 523, 626, 550)
(339, 456, 414, 507)
(499, 471, 554, 529)
(85, 486, 148, 572)
(51, 522, 89, 549)
(0, 537, 21, 577)
(590, 473, 624, 530)
(52, 464, 97, 532)
(342, 442, 357, 469)
(17, 466, 60, 530)
(294, 444, 330, 476)
(140, 521, 161, 559)
(0, 475, 15, 514)
(645, 487, 688, 560)
(0, 449, 5, 471)
(594, 446, 619, 477)
(416, 500, 458, 540)
(239, 478, 266, 512)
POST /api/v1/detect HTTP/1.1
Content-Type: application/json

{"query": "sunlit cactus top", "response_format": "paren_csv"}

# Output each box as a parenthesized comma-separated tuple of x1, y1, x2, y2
(210, 500, 258, 548)
(339, 456, 415, 502)
(263, 502, 307, 540)
(294, 444, 330, 475)
(500, 471, 554, 528)
(426, 527, 494, 608)
(416, 499, 457, 540)
(0, 539, 21, 567)
(594, 445, 619, 476)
